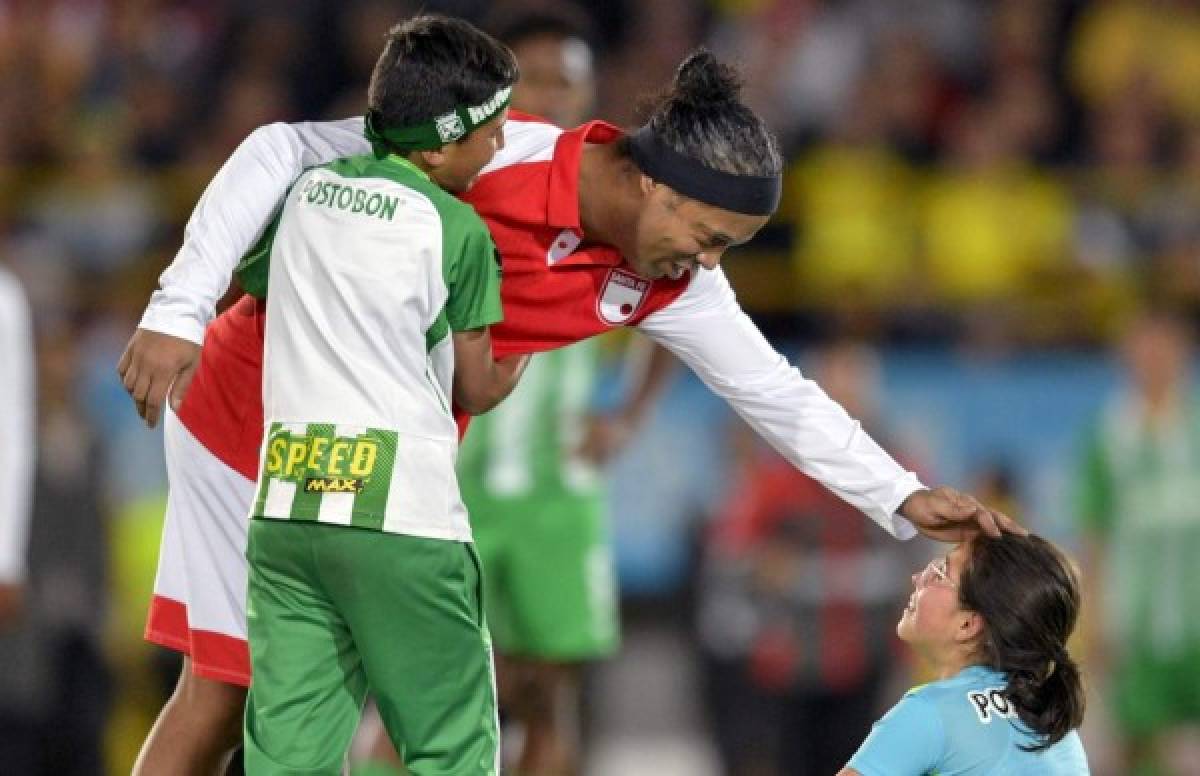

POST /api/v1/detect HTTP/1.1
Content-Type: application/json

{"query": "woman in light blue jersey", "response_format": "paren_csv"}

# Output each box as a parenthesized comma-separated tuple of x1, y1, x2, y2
(841, 534, 1090, 775)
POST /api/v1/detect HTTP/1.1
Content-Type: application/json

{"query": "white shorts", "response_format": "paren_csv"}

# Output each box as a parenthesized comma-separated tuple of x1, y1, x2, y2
(145, 408, 256, 686)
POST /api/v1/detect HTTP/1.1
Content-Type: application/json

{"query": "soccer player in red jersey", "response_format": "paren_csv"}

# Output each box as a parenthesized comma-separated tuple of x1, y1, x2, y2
(120, 46, 1020, 776)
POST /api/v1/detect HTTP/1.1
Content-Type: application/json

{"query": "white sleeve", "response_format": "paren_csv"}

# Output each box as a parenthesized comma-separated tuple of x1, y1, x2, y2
(138, 117, 369, 343)
(0, 270, 35, 583)
(637, 267, 923, 538)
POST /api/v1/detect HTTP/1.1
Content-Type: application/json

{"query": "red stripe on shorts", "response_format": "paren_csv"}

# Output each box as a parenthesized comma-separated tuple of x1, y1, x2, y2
(145, 594, 252, 687)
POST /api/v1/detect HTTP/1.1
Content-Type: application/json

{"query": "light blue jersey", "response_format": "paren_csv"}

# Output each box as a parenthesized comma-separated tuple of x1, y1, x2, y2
(847, 665, 1089, 775)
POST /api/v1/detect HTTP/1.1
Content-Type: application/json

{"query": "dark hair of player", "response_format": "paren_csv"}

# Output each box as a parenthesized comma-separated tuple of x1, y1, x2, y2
(628, 48, 782, 179)
(367, 14, 518, 132)
(958, 534, 1086, 751)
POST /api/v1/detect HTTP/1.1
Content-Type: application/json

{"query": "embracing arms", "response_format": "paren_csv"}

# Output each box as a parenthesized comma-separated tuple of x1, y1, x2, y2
(119, 119, 367, 426)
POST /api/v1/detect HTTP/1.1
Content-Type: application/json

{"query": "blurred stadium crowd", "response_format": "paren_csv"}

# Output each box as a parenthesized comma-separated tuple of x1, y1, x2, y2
(3, 1, 1200, 774)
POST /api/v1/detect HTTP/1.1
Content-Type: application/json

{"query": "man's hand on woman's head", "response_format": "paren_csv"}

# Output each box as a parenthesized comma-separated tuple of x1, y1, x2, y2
(900, 486, 1027, 543)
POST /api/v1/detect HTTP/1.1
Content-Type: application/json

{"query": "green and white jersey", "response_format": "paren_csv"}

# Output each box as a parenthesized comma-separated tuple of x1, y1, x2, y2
(1078, 391, 1200, 657)
(457, 340, 602, 504)
(244, 153, 502, 540)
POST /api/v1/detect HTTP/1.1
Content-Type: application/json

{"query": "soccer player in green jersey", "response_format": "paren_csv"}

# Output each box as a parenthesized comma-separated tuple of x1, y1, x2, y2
(1077, 308, 1200, 774)
(354, 13, 675, 775)
(236, 16, 527, 776)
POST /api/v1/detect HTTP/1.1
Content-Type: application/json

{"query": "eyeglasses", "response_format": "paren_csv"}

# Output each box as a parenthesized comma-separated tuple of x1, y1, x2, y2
(915, 557, 958, 590)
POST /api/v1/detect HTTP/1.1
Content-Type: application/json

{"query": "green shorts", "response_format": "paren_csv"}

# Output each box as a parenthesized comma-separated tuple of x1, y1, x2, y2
(244, 519, 498, 776)
(1112, 647, 1200, 737)
(468, 493, 618, 660)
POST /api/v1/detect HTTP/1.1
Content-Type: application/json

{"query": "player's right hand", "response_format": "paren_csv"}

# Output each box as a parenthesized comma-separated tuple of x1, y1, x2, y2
(899, 485, 1027, 542)
(576, 413, 634, 465)
(117, 328, 201, 428)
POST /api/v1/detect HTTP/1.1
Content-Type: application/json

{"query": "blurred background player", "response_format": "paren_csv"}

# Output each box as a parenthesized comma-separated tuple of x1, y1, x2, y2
(1077, 307, 1200, 775)
(0, 263, 42, 771)
(0, 264, 34, 640)
(495, 9, 595, 132)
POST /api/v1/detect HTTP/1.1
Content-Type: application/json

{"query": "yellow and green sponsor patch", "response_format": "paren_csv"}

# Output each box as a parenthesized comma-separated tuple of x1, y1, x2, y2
(255, 423, 398, 529)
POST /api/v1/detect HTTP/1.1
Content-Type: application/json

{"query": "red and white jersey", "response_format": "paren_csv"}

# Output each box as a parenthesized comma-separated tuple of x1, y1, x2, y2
(464, 118, 692, 355)
(143, 115, 924, 537)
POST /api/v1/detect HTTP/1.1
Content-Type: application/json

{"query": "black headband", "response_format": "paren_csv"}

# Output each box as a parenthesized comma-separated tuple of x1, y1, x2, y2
(627, 126, 781, 216)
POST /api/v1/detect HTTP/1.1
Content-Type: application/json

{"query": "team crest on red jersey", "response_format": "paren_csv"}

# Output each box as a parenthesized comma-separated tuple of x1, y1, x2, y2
(597, 268, 650, 324)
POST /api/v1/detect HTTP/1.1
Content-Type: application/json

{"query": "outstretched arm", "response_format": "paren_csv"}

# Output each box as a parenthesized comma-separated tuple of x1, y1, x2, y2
(638, 267, 1021, 541)
(119, 118, 368, 426)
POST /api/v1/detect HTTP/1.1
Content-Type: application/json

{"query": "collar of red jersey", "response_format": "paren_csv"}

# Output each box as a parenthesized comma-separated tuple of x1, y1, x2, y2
(545, 120, 623, 231)
(542, 120, 627, 268)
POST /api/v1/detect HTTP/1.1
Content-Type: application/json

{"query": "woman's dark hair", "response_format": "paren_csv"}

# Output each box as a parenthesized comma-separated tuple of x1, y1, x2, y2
(368, 14, 518, 129)
(958, 534, 1085, 751)
(626, 48, 782, 178)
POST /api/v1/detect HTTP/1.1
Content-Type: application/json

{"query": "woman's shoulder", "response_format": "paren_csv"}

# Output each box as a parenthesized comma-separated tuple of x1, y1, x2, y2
(903, 667, 1012, 721)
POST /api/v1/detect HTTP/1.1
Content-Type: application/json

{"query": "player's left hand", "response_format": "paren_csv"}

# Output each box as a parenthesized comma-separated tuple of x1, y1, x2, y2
(576, 413, 635, 465)
(117, 328, 201, 428)
(899, 486, 1027, 542)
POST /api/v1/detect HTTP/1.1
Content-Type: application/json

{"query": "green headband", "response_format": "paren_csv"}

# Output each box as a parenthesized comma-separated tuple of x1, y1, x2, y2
(364, 85, 512, 157)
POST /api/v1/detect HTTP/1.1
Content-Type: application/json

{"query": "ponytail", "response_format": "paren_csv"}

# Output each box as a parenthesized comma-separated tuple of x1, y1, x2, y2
(1003, 650, 1086, 751)
(959, 535, 1086, 750)
(631, 47, 782, 180)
